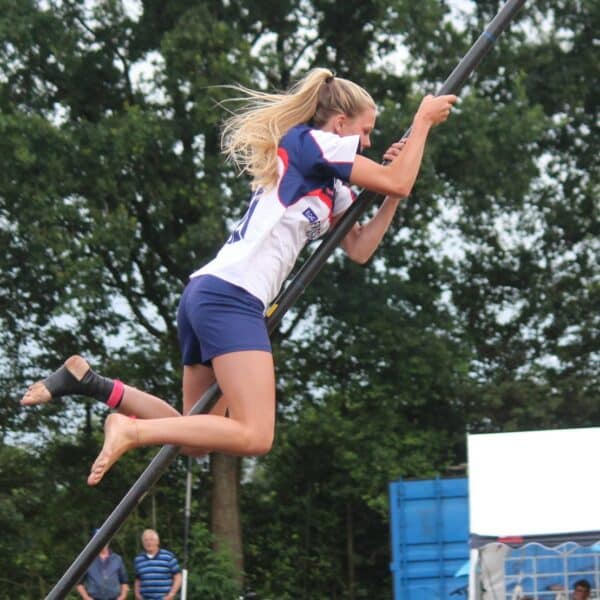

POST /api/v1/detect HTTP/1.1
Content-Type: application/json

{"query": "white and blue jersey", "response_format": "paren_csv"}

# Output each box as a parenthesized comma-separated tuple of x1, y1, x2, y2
(191, 124, 359, 308)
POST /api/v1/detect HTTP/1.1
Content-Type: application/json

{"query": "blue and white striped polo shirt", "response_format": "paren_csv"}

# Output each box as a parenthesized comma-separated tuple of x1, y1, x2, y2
(134, 548, 180, 599)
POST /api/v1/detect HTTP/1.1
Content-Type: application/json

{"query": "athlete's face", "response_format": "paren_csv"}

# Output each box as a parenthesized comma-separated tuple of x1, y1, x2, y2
(337, 107, 376, 153)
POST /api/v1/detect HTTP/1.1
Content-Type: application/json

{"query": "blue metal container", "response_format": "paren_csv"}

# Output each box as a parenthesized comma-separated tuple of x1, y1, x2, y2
(389, 477, 469, 599)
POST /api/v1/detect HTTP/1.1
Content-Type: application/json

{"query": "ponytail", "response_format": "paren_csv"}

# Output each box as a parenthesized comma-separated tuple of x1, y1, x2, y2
(221, 68, 375, 189)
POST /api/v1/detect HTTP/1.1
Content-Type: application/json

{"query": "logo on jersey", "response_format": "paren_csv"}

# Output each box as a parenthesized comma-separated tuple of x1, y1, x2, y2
(302, 207, 323, 241)
(302, 207, 318, 223)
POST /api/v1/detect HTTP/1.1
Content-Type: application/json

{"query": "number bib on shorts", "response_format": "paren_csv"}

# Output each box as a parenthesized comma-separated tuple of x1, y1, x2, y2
(191, 124, 359, 308)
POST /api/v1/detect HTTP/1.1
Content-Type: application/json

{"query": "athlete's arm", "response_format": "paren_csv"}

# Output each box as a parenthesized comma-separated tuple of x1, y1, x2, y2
(338, 138, 403, 264)
(338, 195, 401, 264)
(348, 94, 456, 197)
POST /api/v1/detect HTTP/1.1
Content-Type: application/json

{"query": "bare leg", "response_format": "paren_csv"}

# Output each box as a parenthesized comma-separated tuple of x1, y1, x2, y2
(182, 363, 219, 416)
(87, 350, 275, 485)
(118, 386, 181, 419)
(180, 363, 227, 457)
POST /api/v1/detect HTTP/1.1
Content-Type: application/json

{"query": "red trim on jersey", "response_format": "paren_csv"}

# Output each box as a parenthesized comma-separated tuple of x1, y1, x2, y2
(309, 188, 333, 212)
(274, 148, 290, 208)
(277, 147, 289, 170)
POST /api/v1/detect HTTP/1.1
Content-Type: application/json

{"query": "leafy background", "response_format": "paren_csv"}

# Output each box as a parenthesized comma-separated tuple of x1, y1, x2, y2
(0, 0, 597, 598)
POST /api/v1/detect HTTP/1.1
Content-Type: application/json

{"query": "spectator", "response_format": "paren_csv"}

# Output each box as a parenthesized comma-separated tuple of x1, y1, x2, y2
(573, 579, 591, 600)
(76, 532, 128, 600)
(134, 529, 182, 600)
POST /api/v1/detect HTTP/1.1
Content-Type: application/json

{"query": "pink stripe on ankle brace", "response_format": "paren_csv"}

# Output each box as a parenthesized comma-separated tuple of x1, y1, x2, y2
(106, 379, 124, 409)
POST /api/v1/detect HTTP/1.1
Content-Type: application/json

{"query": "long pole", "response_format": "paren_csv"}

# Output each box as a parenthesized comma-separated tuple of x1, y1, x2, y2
(181, 456, 193, 600)
(45, 2, 526, 597)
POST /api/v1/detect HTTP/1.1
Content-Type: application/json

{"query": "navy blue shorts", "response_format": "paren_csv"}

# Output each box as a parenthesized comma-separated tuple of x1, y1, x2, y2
(177, 275, 271, 366)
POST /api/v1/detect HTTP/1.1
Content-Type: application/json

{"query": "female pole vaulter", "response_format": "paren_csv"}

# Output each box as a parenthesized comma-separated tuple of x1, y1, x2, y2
(21, 68, 456, 485)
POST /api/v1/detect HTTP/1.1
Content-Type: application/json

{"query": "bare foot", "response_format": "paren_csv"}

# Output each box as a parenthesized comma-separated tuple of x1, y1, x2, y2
(20, 381, 52, 406)
(20, 355, 90, 406)
(87, 413, 139, 486)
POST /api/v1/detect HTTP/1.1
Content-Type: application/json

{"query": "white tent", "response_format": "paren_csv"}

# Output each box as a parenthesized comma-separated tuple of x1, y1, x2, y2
(467, 428, 600, 600)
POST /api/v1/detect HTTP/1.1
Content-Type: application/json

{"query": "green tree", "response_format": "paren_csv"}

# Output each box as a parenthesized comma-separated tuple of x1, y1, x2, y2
(0, 1, 597, 598)
(241, 2, 597, 598)
(0, 0, 251, 589)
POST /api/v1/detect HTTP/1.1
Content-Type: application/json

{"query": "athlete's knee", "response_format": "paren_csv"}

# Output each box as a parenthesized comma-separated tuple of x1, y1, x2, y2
(244, 428, 274, 456)
(181, 447, 208, 459)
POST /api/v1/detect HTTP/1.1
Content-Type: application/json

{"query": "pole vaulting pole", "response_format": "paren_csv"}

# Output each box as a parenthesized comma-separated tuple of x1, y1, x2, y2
(181, 455, 193, 600)
(45, 1, 525, 597)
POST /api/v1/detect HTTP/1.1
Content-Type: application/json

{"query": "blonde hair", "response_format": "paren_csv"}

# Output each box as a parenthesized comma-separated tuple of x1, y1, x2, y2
(221, 68, 376, 189)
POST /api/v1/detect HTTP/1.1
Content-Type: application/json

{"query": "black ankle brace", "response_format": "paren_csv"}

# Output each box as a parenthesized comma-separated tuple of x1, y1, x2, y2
(43, 365, 119, 405)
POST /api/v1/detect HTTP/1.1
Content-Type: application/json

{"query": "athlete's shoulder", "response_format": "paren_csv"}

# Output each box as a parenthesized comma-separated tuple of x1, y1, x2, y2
(279, 123, 314, 152)
(281, 124, 357, 162)
(280, 123, 340, 149)
(309, 128, 359, 164)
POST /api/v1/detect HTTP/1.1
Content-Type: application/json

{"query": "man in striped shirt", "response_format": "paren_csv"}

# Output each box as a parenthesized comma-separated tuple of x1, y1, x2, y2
(134, 529, 182, 600)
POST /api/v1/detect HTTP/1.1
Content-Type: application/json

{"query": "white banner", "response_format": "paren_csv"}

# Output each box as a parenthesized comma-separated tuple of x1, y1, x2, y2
(467, 427, 600, 537)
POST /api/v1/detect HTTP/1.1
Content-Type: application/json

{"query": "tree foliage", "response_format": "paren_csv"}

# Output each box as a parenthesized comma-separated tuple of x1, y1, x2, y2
(0, 0, 597, 598)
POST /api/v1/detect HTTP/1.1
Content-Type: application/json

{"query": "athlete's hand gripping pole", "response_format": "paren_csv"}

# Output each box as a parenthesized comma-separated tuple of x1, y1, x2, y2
(266, 0, 527, 326)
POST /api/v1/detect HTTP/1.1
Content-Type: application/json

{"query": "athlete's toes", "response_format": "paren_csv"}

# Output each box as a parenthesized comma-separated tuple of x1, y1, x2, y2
(87, 454, 109, 486)
(20, 382, 51, 406)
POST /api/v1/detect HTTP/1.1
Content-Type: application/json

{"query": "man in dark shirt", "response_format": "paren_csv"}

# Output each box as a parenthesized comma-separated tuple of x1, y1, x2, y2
(76, 534, 129, 600)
